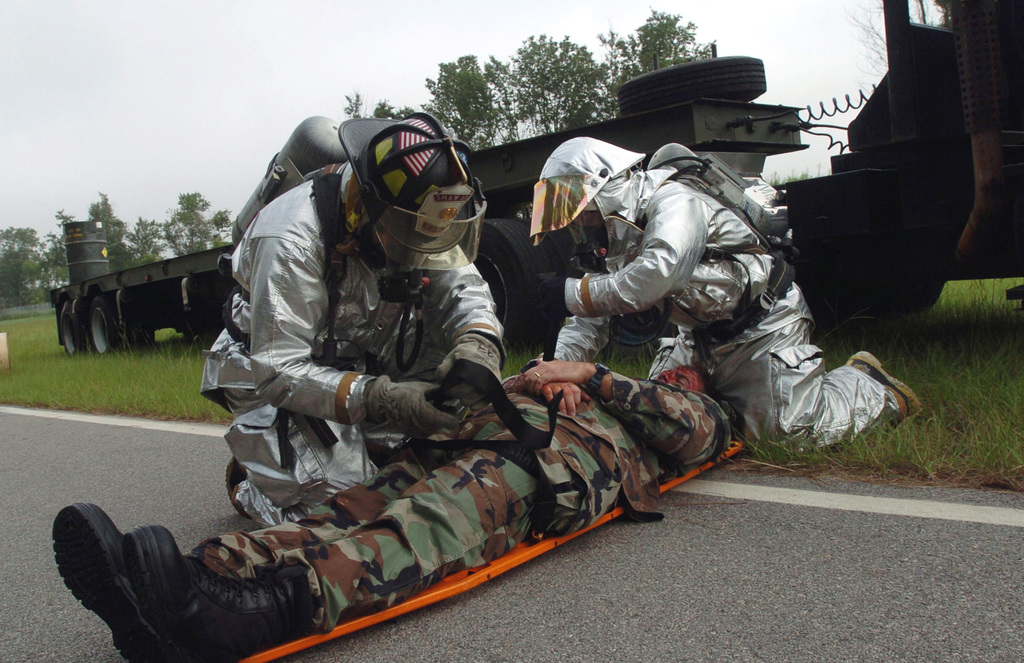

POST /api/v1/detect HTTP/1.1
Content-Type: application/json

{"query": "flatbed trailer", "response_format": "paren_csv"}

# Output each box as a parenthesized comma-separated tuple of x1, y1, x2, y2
(49, 245, 234, 353)
(50, 0, 1024, 354)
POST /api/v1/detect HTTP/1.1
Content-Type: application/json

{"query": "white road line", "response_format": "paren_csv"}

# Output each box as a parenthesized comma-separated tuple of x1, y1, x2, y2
(0, 405, 224, 438)
(677, 479, 1024, 528)
(5, 405, 1023, 527)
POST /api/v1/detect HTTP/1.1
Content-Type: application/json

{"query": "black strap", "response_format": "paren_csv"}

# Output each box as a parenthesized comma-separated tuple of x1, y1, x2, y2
(536, 272, 561, 362)
(311, 168, 347, 366)
(439, 359, 562, 449)
(300, 413, 339, 449)
(275, 409, 295, 470)
(699, 250, 796, 343)
(221, 285, 248, 345)
(413, 358, 564, 534)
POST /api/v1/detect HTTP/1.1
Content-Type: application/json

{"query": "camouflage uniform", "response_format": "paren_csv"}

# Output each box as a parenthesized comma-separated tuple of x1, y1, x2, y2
(192, 373, 729, 632)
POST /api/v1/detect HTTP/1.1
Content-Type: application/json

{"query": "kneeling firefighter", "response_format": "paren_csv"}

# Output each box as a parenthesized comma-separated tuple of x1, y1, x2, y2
(201, 112, 505, 525)
(530, 136, 920, 446)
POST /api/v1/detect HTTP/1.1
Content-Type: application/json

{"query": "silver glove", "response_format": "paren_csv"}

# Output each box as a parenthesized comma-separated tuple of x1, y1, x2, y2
(436, 333, 503, 412)
(364, 376, 459, 433)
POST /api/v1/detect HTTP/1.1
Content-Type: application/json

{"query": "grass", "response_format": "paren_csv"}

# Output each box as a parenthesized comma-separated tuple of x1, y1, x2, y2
(0, 314, 230, 422)
(2, 279, 1022, 489)
(734, 279, 1024, 490)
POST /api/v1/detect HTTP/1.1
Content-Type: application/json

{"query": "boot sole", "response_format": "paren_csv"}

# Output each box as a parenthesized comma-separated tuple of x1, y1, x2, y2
(52, 503, 165, 663)
(848, 351, 922, 415)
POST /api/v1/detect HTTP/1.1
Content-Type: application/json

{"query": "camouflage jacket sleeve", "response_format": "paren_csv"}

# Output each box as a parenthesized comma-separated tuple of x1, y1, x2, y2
(600, 373, 731, 473)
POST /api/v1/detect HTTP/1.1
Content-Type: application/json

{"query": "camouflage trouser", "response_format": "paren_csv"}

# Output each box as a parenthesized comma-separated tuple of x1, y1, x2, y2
(192, 446, 538, 631)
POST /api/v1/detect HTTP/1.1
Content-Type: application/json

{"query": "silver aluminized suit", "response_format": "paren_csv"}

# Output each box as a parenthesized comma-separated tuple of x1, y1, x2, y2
(554, 167, 900, 445)
(201, 173, 503, 525)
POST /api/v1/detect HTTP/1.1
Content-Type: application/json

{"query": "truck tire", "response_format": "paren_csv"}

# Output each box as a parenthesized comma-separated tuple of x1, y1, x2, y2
(88, 296, 122, 354)
(609, 299, 675, 357)
(617, 56, 767, 116)
(59, 301, 83, 355)
(475, 218, 561, 348)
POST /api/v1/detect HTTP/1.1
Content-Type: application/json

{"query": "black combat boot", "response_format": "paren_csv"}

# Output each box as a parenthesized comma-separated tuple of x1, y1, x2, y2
(52, 503, 165, 663)
(123, 524, 313, 663)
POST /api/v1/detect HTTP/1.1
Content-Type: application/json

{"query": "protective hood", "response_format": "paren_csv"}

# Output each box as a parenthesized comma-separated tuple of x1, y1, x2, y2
(530, 137, 644, 245)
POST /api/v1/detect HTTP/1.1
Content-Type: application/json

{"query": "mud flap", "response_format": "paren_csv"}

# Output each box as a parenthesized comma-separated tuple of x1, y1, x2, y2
(239, 441, 743, 663)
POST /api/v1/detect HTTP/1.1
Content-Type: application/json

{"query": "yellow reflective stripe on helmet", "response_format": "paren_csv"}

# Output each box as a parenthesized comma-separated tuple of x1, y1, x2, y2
(374, 137, 393, 164)
(382, 169, 407, 199)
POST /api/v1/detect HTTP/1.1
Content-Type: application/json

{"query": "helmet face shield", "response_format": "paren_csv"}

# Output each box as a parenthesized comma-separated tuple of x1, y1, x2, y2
(374, 183, 486, 270)
(529, 174, 591, 245)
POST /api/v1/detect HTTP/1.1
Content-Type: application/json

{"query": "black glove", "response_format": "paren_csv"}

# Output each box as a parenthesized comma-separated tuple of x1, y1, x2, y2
(363, 376, 460, 433)
(537, 276, 570, 323)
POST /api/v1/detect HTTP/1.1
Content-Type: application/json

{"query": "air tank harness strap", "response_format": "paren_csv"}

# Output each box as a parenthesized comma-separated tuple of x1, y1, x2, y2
(311, 166, 349, 367)
(274, 410, 340, 471)
(698, 250, 796, 343)
(410, 358, 563, 534)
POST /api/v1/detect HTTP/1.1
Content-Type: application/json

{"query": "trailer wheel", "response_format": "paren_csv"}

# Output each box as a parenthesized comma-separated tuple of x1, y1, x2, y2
(475, 218, 560, 348)
(88, 296, 122, 354)
(617, 56, 767, 116)
(59, 301, 82, 355)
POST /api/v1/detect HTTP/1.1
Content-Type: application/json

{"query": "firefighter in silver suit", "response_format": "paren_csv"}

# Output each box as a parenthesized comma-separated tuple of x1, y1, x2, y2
(530, 137, 920, 447)
(201, 114, 503, 525)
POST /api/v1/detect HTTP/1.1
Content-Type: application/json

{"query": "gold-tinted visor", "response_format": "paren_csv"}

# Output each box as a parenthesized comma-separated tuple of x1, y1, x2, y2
(529, 174, 590, 245)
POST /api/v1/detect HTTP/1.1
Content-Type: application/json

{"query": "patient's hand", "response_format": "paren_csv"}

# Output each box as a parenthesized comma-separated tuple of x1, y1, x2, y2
(515, 360, 595, 416)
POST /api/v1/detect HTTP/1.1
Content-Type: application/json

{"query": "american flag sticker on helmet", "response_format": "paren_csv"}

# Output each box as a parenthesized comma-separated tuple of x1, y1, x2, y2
(399, 117, 436, 175)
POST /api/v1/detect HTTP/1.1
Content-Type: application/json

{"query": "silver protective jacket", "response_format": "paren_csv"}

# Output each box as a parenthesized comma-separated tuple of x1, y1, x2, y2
(555, 168, 898, 446)
(202, 173, 502, 525)
(557, 170, 777, 359)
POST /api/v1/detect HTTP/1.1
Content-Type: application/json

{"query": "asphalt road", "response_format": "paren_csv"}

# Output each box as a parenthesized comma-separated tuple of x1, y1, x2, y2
(2, 406, 1022, 663)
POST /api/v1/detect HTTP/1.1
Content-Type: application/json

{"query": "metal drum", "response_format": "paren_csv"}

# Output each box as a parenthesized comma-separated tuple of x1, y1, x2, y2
(63, 221, 109, 283)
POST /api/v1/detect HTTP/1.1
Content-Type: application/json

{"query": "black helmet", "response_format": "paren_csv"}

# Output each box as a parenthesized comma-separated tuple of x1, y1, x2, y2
(340, 113, 473, 223)
(338, 112, 486, 270)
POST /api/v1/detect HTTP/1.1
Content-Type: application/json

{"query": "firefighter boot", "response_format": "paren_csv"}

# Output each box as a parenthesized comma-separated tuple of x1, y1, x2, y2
(52, 503, 165, 663)
(845, 351, 922, 421)
(123, 524, 313, 663)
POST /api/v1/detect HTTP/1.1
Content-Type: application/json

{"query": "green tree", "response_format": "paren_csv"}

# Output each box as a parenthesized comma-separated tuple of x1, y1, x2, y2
(87, 193, 131, 271)
(344, 92, 416, 120)
(425, 10, 711, 147)
(0, 227, 44, 307)
(343, 92, 366, 119)
(510, 36, 607, 137)
(161, 193, 231, 257)
(425, 55, 500, 147)
(600, 10, 713, 113)
(125, 217, 164, 266)
(372, 100, 416, 119)
(39, 230, 69, 289)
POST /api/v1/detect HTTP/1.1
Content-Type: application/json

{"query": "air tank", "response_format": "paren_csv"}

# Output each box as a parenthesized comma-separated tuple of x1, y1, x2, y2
(232, 116, 348, 243)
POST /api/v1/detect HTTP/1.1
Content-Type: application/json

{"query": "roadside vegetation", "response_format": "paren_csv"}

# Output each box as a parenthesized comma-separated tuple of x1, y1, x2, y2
(0, 316, 228, 422)
(1, 278, 1021, 489)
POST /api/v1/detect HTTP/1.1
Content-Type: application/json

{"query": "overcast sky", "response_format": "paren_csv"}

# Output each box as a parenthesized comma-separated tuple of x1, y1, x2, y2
(1, 0, 883, 237)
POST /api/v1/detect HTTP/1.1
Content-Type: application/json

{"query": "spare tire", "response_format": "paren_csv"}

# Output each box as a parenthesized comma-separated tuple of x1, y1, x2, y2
(617, 56, 767, 116)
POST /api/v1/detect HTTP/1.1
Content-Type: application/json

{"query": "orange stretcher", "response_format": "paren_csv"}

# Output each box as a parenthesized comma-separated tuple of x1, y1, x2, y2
(241, 441, 742, 663)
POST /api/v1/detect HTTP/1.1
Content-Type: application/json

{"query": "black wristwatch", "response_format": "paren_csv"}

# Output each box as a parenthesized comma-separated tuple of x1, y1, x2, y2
(584, 363, 611, 396)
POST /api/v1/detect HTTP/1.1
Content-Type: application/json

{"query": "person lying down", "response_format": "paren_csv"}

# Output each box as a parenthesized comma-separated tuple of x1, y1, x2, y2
(53, 360, 729, 663)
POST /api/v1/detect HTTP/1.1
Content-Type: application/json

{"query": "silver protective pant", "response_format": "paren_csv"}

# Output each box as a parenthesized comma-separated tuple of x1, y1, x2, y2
(648, 286, 899, 446)
(202, 330, 377, 526)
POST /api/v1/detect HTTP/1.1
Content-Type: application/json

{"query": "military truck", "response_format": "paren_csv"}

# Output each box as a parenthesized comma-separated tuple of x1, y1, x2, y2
(50, 0, 1023, 353)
